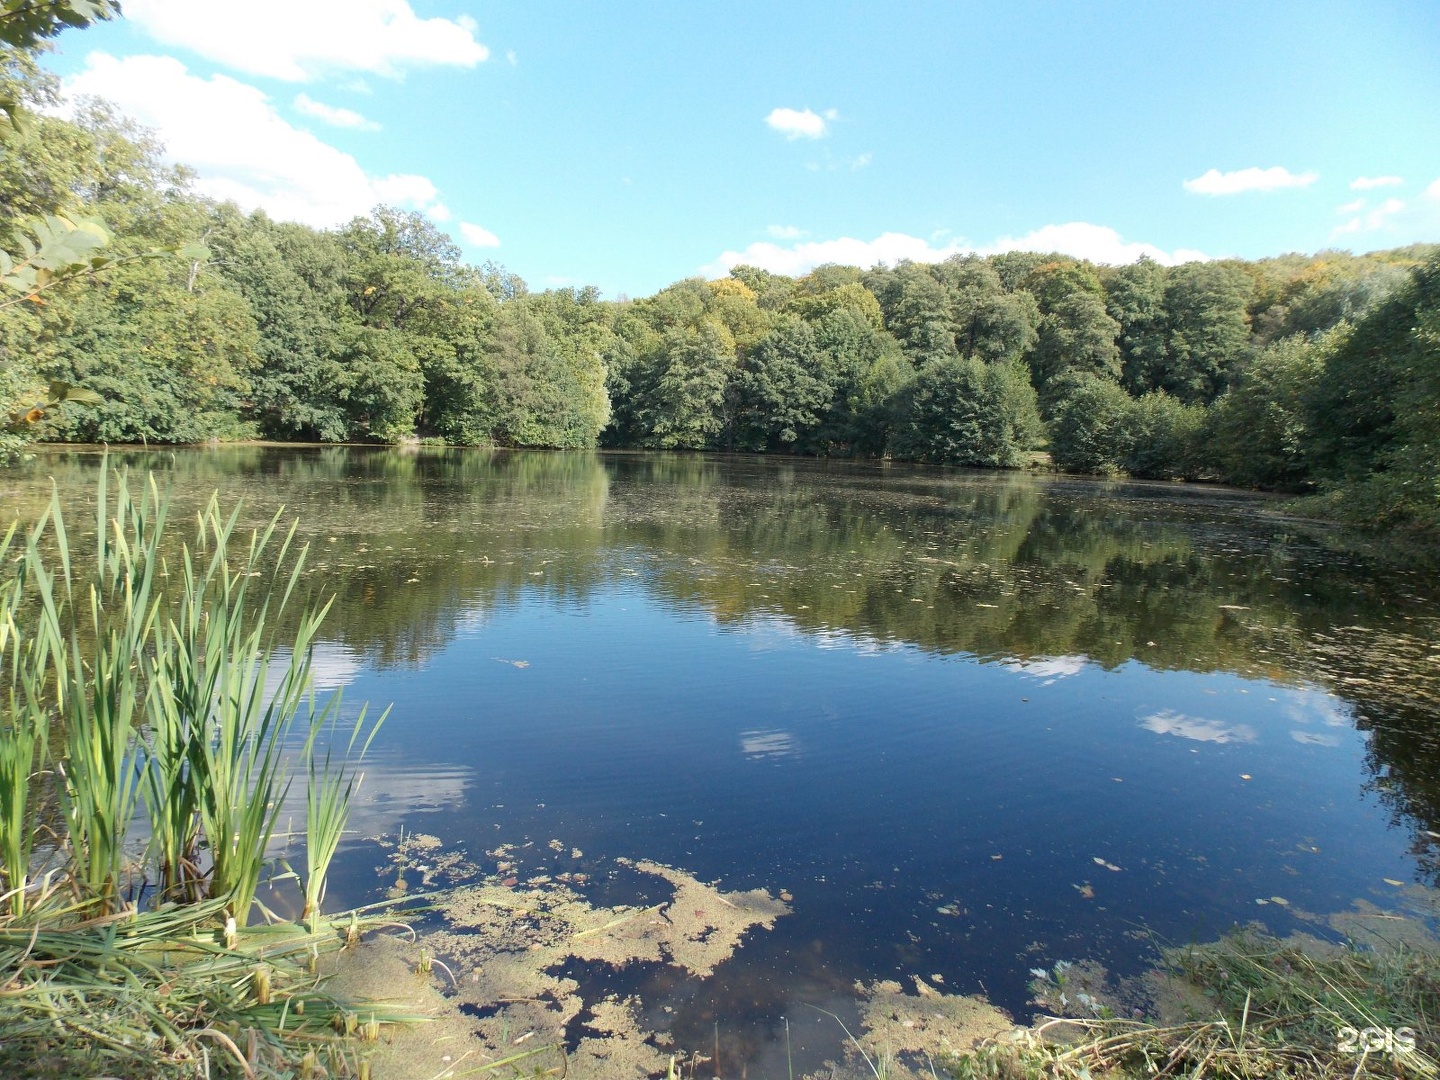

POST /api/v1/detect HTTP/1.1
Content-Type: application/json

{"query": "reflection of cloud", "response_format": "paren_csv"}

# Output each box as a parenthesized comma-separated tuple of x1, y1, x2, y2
(1283, 687, 1352, 728)
(345, 757, 473, 836)
(260, 641, 363, 708)
(1141, 710, 1257, 744)
(309, 642, 364, 690)
(741, 729, 796, 760)
(1002, 655, 1088, 681)
(268, 752, 471, 857)
(1291, 731, 1341, 747)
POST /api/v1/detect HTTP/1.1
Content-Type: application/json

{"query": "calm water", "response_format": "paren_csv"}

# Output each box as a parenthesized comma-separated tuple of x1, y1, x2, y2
(7, 446, 1440, 1067)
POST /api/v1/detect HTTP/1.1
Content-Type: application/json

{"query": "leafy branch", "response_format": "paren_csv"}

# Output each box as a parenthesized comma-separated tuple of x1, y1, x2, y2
(1, 214, 208, 435)
(0, 1, 119, 138)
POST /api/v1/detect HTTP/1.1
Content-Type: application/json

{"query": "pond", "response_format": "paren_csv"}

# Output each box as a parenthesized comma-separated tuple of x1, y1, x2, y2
(7, 446, 1440, 1076)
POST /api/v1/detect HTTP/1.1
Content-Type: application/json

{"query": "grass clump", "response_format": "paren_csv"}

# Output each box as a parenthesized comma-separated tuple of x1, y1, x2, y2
(0, 465, 405, 1077)
(942, 930, 1439, 1079)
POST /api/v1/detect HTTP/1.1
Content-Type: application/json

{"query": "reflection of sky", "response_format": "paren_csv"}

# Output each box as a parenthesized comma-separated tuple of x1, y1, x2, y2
(1141, 709, 1257, 744)
(344, 757, 473, 837)
(741, 614, 901, 656)
(262, 641, 363, 705)
(740, 729, 797, 760)
(1284, 686, 1353, 728)
(321, 580, 1419, 1034)
(310, 642, 363, 690)
(1001, 655, 1088, 682)
(271, 751, 473, 848)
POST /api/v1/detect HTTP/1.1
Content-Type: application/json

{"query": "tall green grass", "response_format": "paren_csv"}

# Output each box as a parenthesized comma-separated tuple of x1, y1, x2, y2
(0, 463, 398, 1075)
(0, 466, 379, 919)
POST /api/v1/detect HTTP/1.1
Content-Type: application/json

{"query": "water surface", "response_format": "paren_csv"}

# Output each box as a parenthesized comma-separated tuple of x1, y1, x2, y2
(7, 446, 1440, 1070)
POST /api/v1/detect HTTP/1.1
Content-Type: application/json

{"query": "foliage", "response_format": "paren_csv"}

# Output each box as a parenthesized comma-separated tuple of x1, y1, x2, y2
(0, 52, 1436, 528)
(1305, 254, 1440, 528)
(0, 465, 403, 1074)
(1047, 374, 1136, 474)
(1121, 391, 1203, 480)
(0, 1, 116, 140)
(944, 930, 1440, 1080)
(1205, 330, 1330, 490)
(892, 354, 1040, 467)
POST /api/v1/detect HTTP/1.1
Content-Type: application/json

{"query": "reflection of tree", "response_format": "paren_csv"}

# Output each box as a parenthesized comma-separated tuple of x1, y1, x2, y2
(14, 448, 1440, 871)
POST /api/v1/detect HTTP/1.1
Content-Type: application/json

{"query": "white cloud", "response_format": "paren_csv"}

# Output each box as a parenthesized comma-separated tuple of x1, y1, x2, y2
(1329, 179, 1440, 239)
(293, 93, 379, 131)
(1333, 197, 1407, 236)
(766, 106, 829, 140)
(459, 221, 501, 248)
(851, 152, 872, 170)
(64, 52, 447, 228)
(121, 0, 488, 81)
(1183, 166, 1318, 195)
(1335, 198, 1366, 214)
(704, 222, 1207, 279)
(1351, 175, 1403, 190)
(767, 224, 803, 239)
(505, 49, 518, 66)
(986, 222, 1209, 264)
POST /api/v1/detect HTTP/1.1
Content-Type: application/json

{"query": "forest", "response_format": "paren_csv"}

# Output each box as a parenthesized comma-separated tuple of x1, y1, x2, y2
(1, 53, 1437, 530)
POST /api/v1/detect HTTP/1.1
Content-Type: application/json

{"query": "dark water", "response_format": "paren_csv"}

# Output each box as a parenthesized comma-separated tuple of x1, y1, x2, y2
(7, 446, 1440, 1067)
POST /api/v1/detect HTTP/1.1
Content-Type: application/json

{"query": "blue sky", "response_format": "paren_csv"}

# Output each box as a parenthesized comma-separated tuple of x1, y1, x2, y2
(43, 0, 1440, 297)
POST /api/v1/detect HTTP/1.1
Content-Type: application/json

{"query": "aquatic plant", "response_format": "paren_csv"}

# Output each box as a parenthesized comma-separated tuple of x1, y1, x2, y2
(0, 464, 407, 1075)
(304, 705, 386, 932)
(945, 930, 1440, 1079)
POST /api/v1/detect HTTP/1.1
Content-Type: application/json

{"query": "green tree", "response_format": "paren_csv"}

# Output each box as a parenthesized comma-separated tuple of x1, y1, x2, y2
(1047, 375, 1134, 473)
(1104, 256, 1171, 395)
(1306, 255, 1440, 526)
(1162, 262, 1253, 403)
(1204, 332, 1327, 490)
(19, 252, 258, 443)
(736, 316, 830, 451)
(892, 354, 1039, 467)
(208, 210, 353, 440)
(1121, 391, 1202, 480)
(635, 319, 736, 449)
(940, 255, 1039, 364)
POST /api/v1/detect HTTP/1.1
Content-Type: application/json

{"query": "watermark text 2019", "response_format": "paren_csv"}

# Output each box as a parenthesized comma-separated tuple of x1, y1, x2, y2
(1337, 1027, 1417, 1056)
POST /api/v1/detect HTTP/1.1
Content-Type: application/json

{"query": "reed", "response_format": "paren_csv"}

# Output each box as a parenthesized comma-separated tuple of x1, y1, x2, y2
(0, 462, 413, 1076)
(303, 703, 387, 933)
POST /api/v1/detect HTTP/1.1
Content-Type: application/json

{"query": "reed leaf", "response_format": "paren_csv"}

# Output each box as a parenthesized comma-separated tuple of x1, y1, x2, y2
(302, 702, 387, 932)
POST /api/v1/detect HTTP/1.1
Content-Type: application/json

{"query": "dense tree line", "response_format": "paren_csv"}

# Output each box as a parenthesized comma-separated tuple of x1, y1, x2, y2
(1, 57, 1437, 528)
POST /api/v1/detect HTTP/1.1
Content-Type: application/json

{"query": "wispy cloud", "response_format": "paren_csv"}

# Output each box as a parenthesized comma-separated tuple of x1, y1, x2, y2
(459, 221, 501, 248)
(766, 106, 832, 140)
(1335, 198, 1366, 214)
(293, 93, 379, 131)
(1333, 197, 1406, 236)
(1350, 175, 1403, 190)
(766, 224, 803, 239)
(704, 222, 1208, 279)
(120, 0, 488, 81)
(1183, 166, 1317, 195)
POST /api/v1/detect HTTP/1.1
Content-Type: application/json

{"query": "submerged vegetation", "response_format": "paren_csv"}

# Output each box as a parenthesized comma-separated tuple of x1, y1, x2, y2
(0, 467, 402, 1077)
